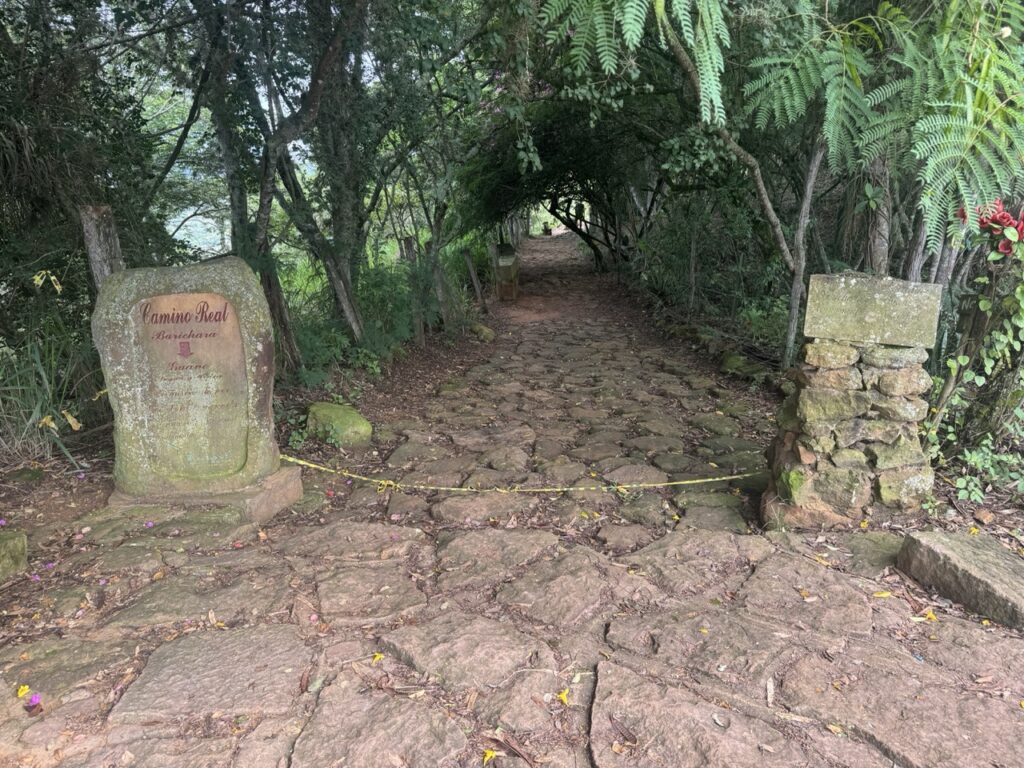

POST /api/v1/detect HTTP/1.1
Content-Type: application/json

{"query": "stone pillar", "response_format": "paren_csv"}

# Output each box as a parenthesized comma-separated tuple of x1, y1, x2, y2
(762, 273, 943, 529)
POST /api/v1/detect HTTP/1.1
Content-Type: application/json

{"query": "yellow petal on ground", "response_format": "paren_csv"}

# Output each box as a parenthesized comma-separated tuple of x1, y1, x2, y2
(37, 415, 57, 432)
(557, 688, 569, 706)
(826, 723, 845, 736)
(969, 526, 980, 535)
(62, 410, 82, 431)
(16, 685, 30, 698)
(872, 591, 892, 599)
(371, 652, 385, 665)
(859, 520, 869, 530)
(482, 748, 499, 765)
(924, 609, 938, 622)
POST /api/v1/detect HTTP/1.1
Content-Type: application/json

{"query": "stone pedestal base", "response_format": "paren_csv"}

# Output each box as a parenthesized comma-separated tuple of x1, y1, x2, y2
(108, 465, 303, 525)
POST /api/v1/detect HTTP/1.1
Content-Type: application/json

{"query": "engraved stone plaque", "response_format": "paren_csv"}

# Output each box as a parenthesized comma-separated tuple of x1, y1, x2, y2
(135, 292, 248, 478)
(93, 258, 280, 497)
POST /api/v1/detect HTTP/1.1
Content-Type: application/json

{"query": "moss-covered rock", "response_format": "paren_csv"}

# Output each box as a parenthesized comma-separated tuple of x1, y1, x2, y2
(877, 366, 933, 397)
(307, 403, 373, 447)
(803, 340, 859, 368)
(878, 465, 934, 507)
(867, 435, 928, 471)
(469, 323, 495, 343)
(860, 345, 929, 368)
(796, 389, 872, 424)
(0, 530, 28, 581)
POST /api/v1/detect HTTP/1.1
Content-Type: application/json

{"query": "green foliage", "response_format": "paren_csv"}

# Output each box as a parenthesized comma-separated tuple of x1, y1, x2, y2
(540, 0, 729, 123)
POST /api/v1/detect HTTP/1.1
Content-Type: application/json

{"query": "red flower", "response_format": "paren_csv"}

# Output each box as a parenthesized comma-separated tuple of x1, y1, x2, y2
(994, 210, 1015, 227)
(957, 206, 967, 224)
(979, 215, 991, 228)
(998, 238, 1014, 255)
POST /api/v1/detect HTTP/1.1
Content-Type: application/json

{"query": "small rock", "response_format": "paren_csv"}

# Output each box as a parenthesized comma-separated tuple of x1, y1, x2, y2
(469, 323, 495, 343)
(803, 340, 859, 368)
(898, 531, 1024, 630)
(306, 402, 373, 447)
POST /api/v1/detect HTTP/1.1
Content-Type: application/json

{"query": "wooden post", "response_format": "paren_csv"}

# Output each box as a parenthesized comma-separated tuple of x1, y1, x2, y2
(80, 205, 126, 289)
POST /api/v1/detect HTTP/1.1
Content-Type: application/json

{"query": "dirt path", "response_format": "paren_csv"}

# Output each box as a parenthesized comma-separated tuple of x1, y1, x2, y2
(2, 233, 1024, 767)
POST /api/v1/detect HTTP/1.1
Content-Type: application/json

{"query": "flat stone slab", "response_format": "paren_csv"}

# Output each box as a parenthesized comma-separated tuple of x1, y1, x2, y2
(104, 570, 292, 628)
(275, 521, 429, 561)
(431, 493, 537, 524)
(437, 528, 559, 591)
(590, 661, 811, 766)
(497, 549, 611, 627)
(624, 529, 773, 600)
(291, 673, 466, 767)
(0, 637, 133, 704)
(317, 561, 427, 623)
(109, 626, 311, 724)
(898, 531, 1024, 629)
(380, 610, 556, 690)
(804, 272, 942, 348)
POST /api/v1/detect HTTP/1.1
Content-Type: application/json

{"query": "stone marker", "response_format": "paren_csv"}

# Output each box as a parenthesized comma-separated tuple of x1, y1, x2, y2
(495, 243, 519, 301)
(804, 272, 943, 348)
(763, 272, 942, 529)
(898, 531, 1024, 630)
(93, 257, 301, 520)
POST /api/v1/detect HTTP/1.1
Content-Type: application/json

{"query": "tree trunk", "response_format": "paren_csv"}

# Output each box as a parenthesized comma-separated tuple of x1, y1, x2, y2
(260, 267, 302, 373)
(463, 249, 487, 314)
(401, 236, 425, 347)
(867, 158, 892, 275)
(80, 205, 126, 289)
(783, 141, 827, 369)
(903, 214, 929, 282)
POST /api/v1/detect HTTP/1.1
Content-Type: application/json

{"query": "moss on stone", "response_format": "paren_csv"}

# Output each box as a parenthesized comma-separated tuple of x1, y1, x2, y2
(307, 403, 373, 447)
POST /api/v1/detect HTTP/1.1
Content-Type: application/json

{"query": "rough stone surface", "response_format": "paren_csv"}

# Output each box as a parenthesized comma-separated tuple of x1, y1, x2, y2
(291, 673, 467, 767)
(898, 531, 1024, 629)
(92, 257, 279, 496)
(804, 339, 859, 368)
(306, 402, 373, 446)
(109, 626, 311, 724)
(804, 272, 943, 347)
(5, 234, 1022, 768)
(317, 561, 427, 623)
(437, 528, 558, 590)
(381, 611, 557, 689)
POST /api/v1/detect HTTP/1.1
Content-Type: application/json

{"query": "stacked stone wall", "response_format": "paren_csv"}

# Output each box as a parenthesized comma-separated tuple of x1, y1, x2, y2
(761, 272, 942, 529)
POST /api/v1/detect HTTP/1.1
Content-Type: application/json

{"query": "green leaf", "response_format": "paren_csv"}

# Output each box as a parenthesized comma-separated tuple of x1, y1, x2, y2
(1005, 226, 1020, 242)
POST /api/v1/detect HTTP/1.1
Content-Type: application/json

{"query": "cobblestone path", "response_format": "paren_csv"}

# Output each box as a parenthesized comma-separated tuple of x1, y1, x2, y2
(2, 233, 1023, 767)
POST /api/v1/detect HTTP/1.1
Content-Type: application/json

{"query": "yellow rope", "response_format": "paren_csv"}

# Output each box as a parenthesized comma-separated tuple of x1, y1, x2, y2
(280, 454, 758, 495)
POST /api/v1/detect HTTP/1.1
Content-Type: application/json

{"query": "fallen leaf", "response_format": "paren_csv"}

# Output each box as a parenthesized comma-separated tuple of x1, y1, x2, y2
(61, 411, 82, 431)
(872, 591, 892, 599)
(826, 723, 845, 736)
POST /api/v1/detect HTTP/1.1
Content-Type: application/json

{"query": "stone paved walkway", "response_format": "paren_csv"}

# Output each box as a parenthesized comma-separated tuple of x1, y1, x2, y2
(3, 233, 1024, 767)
